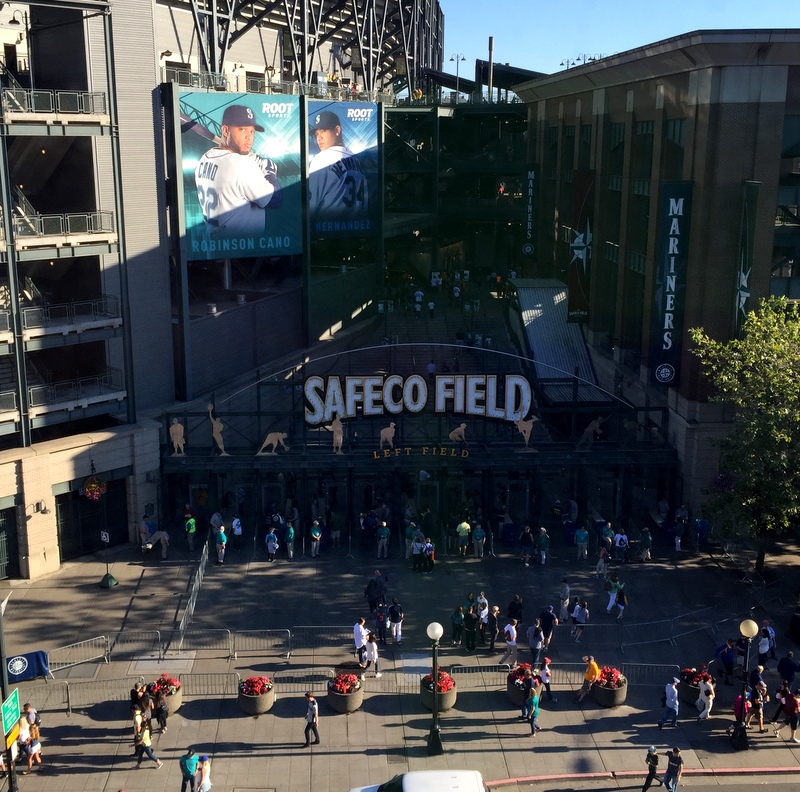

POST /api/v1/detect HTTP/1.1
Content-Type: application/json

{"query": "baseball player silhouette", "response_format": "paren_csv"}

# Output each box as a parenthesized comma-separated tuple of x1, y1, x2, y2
(194, 104, 282, 236)
(308, 110, 369, 223)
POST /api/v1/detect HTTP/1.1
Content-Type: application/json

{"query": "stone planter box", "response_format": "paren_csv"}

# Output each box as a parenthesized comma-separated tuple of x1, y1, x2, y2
(590, 683, 627, 708)
(165, 687, 183, 715)
(506, 678, 526, 707)
(420, 680, 457, 712)
(678, 681, 700, 707)
(238, 686, 275, 716)
(327, 686, 364, 714)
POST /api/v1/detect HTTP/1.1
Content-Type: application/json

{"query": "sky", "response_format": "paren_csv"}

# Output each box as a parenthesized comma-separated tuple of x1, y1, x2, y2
(438, 0, 799, 75)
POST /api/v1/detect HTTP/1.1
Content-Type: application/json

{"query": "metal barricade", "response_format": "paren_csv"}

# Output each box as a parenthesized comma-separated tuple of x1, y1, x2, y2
(450, 664, 510, 689)
(290, 625, 352, 648)
(179, 672, 240, 697)
(233, 629, 291, 659)
(164, 629, 233, 658)
(48, 635, 109, 673)
(670, 606, 718, 644)
(619, 663, 681, 687)
(272, 668, 334, 693)
(66, 676, 143, 713)
(107, 630, 162, 661)
(12, 682, 69, 714)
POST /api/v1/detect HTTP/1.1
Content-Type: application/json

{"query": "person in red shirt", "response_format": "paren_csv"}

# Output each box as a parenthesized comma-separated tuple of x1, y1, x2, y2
(775, 688, 800, 743)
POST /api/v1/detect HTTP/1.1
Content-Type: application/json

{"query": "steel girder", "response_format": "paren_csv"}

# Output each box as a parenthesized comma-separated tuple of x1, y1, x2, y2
(170, 0, 443, 91)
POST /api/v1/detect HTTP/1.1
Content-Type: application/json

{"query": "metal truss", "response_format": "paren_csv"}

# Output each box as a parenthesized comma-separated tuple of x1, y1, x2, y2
(167, 0, 443, 92)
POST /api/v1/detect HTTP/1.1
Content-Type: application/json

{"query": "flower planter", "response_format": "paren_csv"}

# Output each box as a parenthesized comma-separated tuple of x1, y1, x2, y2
(327, 686, 364, 714)
(165, 687, 183, 715)
(238, 686, 275, 716)
(420, 680, 457, 712)
(590, 683, 627, 708)
(507, 678, 526, 707)
(679, 681, 700, 707)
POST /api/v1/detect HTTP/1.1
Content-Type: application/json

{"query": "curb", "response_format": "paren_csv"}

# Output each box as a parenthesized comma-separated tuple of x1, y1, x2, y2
(487, 766, 800, 787)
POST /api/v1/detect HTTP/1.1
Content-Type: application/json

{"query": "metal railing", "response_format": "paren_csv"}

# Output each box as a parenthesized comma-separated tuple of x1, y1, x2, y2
(178, 672, 241, 697)
(47, 635, 109, 672)
(1, 88, 107, 115)
(107, 630, 162, 661)
(233, 629, 292, 659)
(290, 625, 353, 649)
(12, 211, 115, 239)
(271, 668, 334, 693)
(175, 538, 210, 644)
(0, 310, 10, 333)
(22, 294, 119, 330)
(164, 67, 395, 104)
(165, 628, 233, 658)
(28, 366, 125, 408)
(66, 676, 143, 712)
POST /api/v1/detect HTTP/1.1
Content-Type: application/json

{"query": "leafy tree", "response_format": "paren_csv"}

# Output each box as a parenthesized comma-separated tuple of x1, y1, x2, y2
(689, 297, 800, 572)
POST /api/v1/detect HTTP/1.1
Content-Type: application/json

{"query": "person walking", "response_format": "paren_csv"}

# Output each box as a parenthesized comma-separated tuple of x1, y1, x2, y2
(388, 598, 404, 643)
(519, 525, 534, 566)
(573, 600, 589, 643)
(640, 526, 654, 561)
(472, 523, 486, 558)
(179, 748, 200, 792)
(574, 523, 589, 560)
(558, 578, 570, 621)
(302, 691, 320, 747)
(265, 526, 279, 562)
(746, 681, 769, 732)
(576, 655, 600, 703)
(450, 605, 465, 646)
(539, 605, 558, 648)
(527, 683, 542, 736)
(197, 755, 212, 792)
(377, 520, 390, 559)
(353, 617, 369, 667)
(215, 525, 227, 564)
(373, 600, 389, 645)
(642, 746, 664, 791)
(231, 513, 242, 551)
(757, 628, 771, 668)
(411, 534, 426, 571)
(662, 747, 683, 792)
(774, 687, 800, 742)
(364, 632, 382, 678)
(540, 657, 557, 702)
(487, 605, 501, 652)
(536, 527, 550, 565)
(423, 537, 435, 573)
(770, 680, 791, 725)
(499, 618, 519, 667)
(285, 519, 295, 559)
(714, 638, 736, 685)
(185, 513, 196, 551)
(658, 677, 680, 728)
(527, 619, 544, 667)
(154, 690, 169, 733)
(364, 569, 388, 613)
(519, 667, 535, 720)
(777, 651, 800, 688)
(604, 573, 624, 614)
(133, 727, 163, 770)
(456, 516, 471, 556)
(21, 724, 43, 775)
(696, 673, 715, 720)
(763, 619, 777, 662)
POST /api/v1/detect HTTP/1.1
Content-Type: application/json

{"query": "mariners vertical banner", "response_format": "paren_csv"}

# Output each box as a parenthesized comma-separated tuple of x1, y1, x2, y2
(522, 166, 537, 257)
(735, 181, 759, 337)
(650, 182, 693, 386)
(308, 100, 378, 238)
(567, 171, 594, 321)
(179, 91, 302, 261)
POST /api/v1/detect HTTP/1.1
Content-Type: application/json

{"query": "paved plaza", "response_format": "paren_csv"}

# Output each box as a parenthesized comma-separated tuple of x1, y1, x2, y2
(3, 528, 800, 791)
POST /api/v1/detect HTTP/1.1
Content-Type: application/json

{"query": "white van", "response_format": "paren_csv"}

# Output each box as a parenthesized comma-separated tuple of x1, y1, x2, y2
(349, 770, 487, 792)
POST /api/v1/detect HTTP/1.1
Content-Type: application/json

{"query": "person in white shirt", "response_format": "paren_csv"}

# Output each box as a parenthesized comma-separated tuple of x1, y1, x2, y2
(353, 618, 369, 668)
(499, 619, 518, 667)
(364, 632, 382, 678)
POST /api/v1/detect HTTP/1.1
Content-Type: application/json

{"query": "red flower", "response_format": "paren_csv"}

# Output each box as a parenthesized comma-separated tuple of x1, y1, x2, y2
(329, 672, 361, 694)
(680, 664, 708, 686)
(595, 666, 626, 690)
(148, 673, 181, 696)
(239, 676, 273, 696)
(422, 667, 455, 693)
(508, 662, 534, 688)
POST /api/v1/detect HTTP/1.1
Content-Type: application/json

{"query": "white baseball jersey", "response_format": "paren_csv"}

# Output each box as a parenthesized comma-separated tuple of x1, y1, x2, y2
(195, 148, 276, 236)
(308, 145, 369, 220)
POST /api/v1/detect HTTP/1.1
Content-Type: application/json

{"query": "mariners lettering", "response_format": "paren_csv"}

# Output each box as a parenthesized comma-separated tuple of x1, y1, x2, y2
(304, 374, 532, 425)
(662, 198, 684, 350)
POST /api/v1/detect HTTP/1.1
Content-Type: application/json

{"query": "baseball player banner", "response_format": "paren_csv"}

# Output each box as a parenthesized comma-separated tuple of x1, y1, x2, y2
(179, 91, 302, 261)
(308, 100, 379, 238)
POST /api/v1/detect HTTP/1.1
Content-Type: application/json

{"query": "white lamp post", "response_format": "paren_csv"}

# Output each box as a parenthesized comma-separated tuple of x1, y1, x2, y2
(449, 54, 466, 103)
(426, 621, 444, 755)
(730, 618, 759, 750)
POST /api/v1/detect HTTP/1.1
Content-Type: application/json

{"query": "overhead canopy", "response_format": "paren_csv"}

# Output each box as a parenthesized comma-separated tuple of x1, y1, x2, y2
(514, 279, 611, 404)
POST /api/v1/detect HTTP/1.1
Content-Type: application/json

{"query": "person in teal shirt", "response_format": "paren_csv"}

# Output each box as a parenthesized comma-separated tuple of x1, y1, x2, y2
(377, 521, 391, 559)
(640, 526, 653, 561)
(214, 525, 227, 564)
(537, 527, 551, 565)
(450, 605, 464, 646)
(528, 688, 541, 735)
(472, 524, 486, 558)
(179, 748, 199, 792)
(574, 526, 589, 560)
(310, 520, 322, 558)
